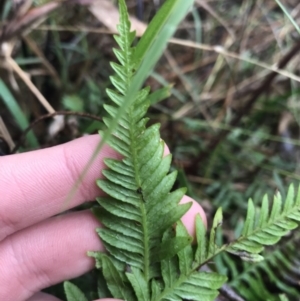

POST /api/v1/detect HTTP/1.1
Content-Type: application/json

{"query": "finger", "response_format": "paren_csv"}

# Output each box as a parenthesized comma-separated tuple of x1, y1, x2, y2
(180, 196, 207, 238)
(0, 198, 205, 300)
(163, 140, 170, 156)
(0, 210, 102, 301)
(0, 135, 177, 241)
(0, 135, 119, 240)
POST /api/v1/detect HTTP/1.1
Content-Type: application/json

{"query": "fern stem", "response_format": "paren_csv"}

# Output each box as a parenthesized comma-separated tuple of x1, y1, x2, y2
(140, 202, 150, 282)
(128, 112, 141, 188)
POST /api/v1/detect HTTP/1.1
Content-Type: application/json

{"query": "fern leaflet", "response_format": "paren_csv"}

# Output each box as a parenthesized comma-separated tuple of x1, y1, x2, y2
(226, 184, 300, 260)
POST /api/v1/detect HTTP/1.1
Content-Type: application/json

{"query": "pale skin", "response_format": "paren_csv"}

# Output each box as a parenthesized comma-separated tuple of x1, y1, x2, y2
(0, 135, 206, 301)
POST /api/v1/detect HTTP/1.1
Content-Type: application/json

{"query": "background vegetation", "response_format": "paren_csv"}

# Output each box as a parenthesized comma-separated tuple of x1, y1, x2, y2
(1, 0, 300, 300)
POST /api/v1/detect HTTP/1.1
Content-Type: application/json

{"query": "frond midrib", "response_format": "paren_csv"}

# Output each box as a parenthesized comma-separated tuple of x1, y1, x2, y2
(115, 6, 152, 287)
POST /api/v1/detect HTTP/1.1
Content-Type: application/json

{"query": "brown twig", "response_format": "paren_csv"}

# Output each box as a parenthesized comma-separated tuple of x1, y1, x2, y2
(10, 111, 102, 154)
(201, 265, 245, 301)
(219, 284, 246, 301)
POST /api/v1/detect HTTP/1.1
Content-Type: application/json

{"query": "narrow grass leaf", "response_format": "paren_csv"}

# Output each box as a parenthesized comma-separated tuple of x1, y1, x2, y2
(0, 80, 38, 147)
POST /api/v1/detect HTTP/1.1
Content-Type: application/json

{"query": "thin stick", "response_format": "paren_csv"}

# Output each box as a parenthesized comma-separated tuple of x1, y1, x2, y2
(10, 111, 102, 154)
(0, 116, 15, 150)
(23, 36, 61, 86)
(5, 56, 55, 114)
(170, 38, 300, 83)
(35, 26, 300, 83)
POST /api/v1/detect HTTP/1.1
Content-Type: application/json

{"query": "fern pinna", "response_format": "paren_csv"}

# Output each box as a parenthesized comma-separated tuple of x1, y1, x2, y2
(64, 1, 300, 300)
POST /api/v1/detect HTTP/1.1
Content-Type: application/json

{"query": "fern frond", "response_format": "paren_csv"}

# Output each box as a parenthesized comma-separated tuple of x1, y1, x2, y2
(226, 184, 300, 260)
(227, 232, 300, 301)
(192, 185, 300, 268)
(156, 185, 300, 301)
(154, 221, 226, 301)
(88, 0, 202, 299)
(157, 185, 300, 301)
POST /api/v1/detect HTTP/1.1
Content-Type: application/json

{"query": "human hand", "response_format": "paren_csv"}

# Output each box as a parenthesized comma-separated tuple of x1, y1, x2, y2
(0, 135, 206, 301)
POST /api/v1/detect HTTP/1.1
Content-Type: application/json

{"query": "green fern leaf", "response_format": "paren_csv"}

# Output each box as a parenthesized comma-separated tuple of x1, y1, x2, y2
(226, 184, 300, 260)
(161, 271, 226, 301)
(153, 220, 227, 301)
(87, 0, 208, 300)
(151, 280, 162, 301)
(126, 268, 150, 301)
(176, 221, 193, 274)
(279, 295, 289, 301)
(194, 214, 207, 265)
(227, 231, 300, 301)
(91, 253, 135, 300)
(86, 0, 228, 300)
(161, 228, 179, 287)
(151, 236, 192, 263)
(64, 281, 88, 301)
(208, 207, 223, 256)
(148, 86, 172, 104)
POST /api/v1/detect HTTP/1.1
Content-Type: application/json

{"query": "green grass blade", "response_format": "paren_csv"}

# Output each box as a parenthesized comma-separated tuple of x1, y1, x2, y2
(274, 0, 300, 35)
(0, 80, 39, 148)
(135, 0, 194, 66)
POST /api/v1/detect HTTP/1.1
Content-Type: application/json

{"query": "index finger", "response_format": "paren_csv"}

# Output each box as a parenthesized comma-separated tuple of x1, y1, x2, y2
(0, 135, 119, 241)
